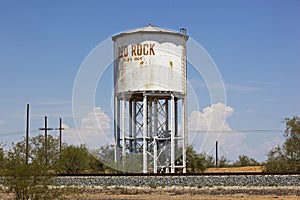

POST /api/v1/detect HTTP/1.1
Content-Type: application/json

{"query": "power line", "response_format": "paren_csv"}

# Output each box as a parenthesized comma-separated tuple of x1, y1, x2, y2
(189, 129, 284, 133)
(0, 129, 284, 138)
(0, 130, 39, 137)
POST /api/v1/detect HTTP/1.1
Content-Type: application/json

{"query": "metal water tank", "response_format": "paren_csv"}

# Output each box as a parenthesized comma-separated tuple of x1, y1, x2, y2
(112, 25, 188, 174)
(112, 24, 188, 95)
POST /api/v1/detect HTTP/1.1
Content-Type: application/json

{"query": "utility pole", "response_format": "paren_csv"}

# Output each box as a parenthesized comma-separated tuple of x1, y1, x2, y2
(25, 104, 29, 165)
(39, 116, 53, 165)
(216, 141, 218, 168)
(55, 118, 64, 159)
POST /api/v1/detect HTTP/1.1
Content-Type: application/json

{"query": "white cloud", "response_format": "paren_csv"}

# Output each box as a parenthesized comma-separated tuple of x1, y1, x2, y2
(188, 103, 285, 162)
(0, 120, 7, 125)
(218, 132, 247, 161)
(62, 123, 71, 129)
(189, 102, 233, 132)
(80, 107, 111, 132)
(63, 107, 113, 148)
(188, 103, 246, 160)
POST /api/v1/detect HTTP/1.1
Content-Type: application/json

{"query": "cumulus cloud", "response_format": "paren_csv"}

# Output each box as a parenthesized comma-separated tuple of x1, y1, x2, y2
(188, 103, 246, 159)
(81, 107, 111, 132)
(188, 103, 284, 162)
(63, 107, 113, 148)
(189, 103, 233, 132)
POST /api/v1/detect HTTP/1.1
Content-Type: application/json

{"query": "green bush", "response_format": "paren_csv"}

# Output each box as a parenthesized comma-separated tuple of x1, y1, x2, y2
(3, 142, 64, 200)
(264, 116, 300, 172)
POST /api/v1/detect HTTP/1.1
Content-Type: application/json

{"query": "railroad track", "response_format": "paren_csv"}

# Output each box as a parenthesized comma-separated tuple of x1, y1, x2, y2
(57, 172, 300, 176)
(56, 172, 300, 187)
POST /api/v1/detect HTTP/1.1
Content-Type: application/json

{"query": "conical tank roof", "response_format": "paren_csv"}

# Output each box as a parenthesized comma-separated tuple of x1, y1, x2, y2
(112, 24, 188, 41)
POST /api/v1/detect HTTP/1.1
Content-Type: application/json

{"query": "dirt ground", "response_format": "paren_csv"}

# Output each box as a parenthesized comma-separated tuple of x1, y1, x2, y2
(1, 186, 299, 200)
(72, 194, 300, 200)
(1, 193, 299, 200)
(69, 186, 300, 200)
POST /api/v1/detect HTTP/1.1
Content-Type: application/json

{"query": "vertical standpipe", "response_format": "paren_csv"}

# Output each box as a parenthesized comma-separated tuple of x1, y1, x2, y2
(112, 25, 188, 173)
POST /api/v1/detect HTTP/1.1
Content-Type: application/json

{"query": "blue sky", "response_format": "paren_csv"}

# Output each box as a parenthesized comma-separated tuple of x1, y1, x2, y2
(0, 1, 299, 161)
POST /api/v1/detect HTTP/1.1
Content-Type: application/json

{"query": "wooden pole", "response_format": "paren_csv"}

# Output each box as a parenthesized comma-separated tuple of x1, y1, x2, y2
(56, 118, 64, 159)
(216, 141, 218, 167)
(39, 116, 53, 165)
(25, 104, 29, 164)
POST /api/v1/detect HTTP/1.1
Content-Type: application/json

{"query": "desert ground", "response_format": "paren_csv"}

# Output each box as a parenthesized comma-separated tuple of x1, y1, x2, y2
(1, 185, 299, 200)
(71, 185, 300, 200)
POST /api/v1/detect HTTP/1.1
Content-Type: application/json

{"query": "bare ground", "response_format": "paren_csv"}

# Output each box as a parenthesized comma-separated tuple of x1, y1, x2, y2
(1, 186, 299, 200)
(71, 186, 300, 200)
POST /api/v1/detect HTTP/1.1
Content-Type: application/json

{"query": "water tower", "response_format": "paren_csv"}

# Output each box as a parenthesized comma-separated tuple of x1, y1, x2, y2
(112, 25, 188, 173)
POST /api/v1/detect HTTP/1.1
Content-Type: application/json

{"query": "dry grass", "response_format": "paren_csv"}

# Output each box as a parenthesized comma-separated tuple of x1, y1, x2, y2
(204, 166, 263, 173)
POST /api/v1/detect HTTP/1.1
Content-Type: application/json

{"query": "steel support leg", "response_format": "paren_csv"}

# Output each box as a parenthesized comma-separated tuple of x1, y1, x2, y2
(116, 98, 121, 163)
(129, 100, 133, 153)
(153, 98, 158, 173)
(122, 100, 126, 166)
(143, 94, 148, 173)
(114, 96, 117, 163)
(183, 97, 187, 173)
(133, 100, 137, 152)
(171, 94, 175, 173)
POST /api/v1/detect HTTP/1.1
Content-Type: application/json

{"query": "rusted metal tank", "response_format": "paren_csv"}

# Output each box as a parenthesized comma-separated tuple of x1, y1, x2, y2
(112, 24, 188, 95)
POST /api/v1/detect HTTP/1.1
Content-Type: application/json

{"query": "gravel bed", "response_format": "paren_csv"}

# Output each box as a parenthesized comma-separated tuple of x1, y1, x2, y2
(56, 175, 300, 187)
